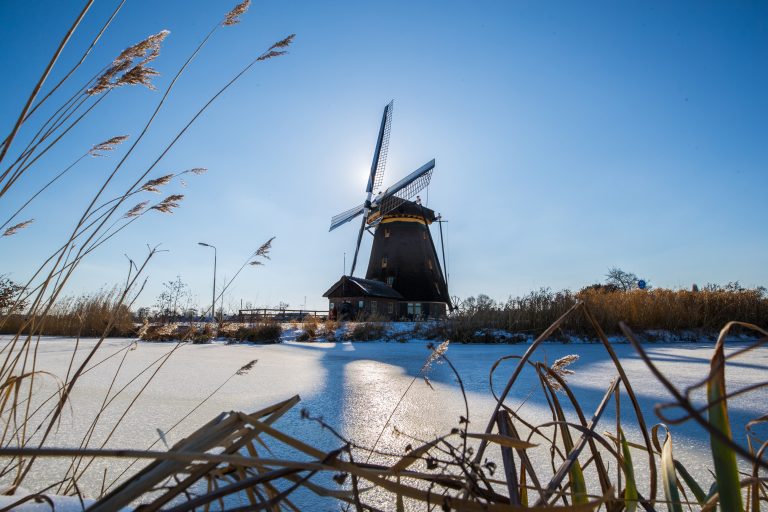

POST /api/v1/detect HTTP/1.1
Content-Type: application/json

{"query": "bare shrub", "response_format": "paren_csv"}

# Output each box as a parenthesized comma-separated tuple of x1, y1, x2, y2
(140, 323, 180, 342)
(177, 323, 215, 344)
(296, 315, 320, 341)
(322, 319, 339, 341)
(345, 322, 386, 341)
(231, 323, 282, 343)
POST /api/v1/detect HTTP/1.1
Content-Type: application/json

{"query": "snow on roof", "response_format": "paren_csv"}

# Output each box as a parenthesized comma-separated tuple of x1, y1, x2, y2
(348, 276, 403, 299)
(323, 275, 404, 299)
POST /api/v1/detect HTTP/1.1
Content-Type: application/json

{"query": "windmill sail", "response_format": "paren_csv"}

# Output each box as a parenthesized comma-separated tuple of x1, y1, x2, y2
(329, 203, 365, 232)
(350, 101, 394, 275)
(372, 159, 434, 220)
(370, 101, 393, 193)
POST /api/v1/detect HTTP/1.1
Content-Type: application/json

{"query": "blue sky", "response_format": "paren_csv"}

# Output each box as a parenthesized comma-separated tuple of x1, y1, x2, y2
(1, 1, 766, 311)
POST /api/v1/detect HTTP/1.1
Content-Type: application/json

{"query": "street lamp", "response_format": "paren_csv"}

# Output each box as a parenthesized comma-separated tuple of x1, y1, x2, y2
(198, 242, 217, 321)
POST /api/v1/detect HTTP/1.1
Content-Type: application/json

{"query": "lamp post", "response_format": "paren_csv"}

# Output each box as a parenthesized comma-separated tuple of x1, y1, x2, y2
(198, 242, 217, 321)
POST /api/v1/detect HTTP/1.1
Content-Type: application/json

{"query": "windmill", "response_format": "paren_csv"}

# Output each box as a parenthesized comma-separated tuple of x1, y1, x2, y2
(325, 101, 451, 319)
(329, 101, 435, 274)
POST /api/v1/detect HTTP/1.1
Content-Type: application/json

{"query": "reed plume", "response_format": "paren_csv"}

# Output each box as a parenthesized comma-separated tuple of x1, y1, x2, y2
(113, 30, 169, 65)
(257, 34, 296, 62)
(269, 34, 295, 50)
(88, 30, 170, 95)
(254, 236, 274, 259)
(236, 359, 258, 375)
(115, 64, 160, 89)
(150, 194, 184, 214)
(140, 174, 174, 193)
(257, 51, 287, 62)
(421, 340, 449, 373)
(249, 237, 274, 265)
(88, 135, 129, 157)
(123, 201, 148, 219)
(3, 219, 34, 237)
(223, 0, 251, 26)
(546, 354, 578, 391)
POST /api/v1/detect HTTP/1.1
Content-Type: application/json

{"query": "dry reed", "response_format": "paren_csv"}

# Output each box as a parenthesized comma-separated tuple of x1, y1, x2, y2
(0, 289, 134, 337)
(439, 287, 768, 342)
(0, 0, 294, 497)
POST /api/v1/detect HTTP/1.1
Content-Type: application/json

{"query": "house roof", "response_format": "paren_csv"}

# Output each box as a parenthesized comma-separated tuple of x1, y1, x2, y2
(323, 275, 404, 300)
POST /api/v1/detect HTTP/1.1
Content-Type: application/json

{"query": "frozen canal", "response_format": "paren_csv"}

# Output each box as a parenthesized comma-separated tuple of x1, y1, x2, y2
(2, 336, 767, 509)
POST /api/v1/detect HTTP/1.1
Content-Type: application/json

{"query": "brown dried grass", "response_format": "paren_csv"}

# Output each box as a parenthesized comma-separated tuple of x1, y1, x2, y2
(0, 289, 133, 337)
(441, 287, 768, 342)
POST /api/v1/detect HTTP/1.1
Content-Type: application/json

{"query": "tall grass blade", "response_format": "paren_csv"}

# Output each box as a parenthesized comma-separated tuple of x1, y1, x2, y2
(707, 337, 744, 512)
(463, 433, 536, 450)
(660, 431, 683, 512)
(672, 460, 707, 506)
(519, 465, 528, 507)
(495, 410, 520, 505)
(620, 428, 638, 512)
(570, 458, 589, 505)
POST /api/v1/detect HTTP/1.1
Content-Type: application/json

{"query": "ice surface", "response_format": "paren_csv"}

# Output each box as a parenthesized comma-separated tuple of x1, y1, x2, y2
(1, 335, 765, 510)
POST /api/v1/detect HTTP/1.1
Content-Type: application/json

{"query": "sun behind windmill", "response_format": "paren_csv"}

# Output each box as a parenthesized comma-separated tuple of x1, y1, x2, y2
(324, 101, 452, 320)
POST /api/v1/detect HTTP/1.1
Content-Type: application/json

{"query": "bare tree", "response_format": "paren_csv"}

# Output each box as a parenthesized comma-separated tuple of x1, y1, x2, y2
(155, 275, 190, 321)
(605, 267, 639, 291)
(0, 276, 27, 314)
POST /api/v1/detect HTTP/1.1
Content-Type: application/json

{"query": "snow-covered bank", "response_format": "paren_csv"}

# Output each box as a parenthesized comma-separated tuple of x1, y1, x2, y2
(139, 319, 764, 345)
(281, 320, 761, 344)
(1, 336, 766, 509)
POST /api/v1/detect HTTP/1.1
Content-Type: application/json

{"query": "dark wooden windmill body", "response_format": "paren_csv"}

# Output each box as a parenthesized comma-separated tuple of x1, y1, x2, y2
(323, 101, 451, 320)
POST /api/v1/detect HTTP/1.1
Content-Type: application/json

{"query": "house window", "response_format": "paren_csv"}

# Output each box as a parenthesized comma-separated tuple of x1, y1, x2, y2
(386, 277, 394, 286)
(384, 228, 390, 238)
(407, 303, 422, 317)
(329, 302, 335, 312)
(388, 302, 394, 314)
(358, 300, 364, 309)
(381, 257, 388, 268)
(371, 301, 377, 312)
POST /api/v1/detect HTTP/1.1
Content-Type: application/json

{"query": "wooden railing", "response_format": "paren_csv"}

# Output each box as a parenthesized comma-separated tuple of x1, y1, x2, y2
(237, 308, 328, 322)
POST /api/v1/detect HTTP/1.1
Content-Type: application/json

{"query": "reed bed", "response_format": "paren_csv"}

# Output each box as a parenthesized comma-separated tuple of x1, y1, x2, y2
(440, 288, 768, 342)
(0, 288, 134, 337)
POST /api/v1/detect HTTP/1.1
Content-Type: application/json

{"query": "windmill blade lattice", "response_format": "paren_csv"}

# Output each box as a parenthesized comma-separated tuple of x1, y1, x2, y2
(371, 101, 393, 193)
(376, 161, 434, 219)
(329, 203, 365, 231)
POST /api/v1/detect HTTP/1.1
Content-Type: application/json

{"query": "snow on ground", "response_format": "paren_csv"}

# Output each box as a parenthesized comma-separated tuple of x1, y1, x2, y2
(1, 333, 766, 510)
(0, 488, 97, 511)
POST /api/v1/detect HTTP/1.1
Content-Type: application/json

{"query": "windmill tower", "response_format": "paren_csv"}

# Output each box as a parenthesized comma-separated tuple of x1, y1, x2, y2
(323, 101, 451, 320)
